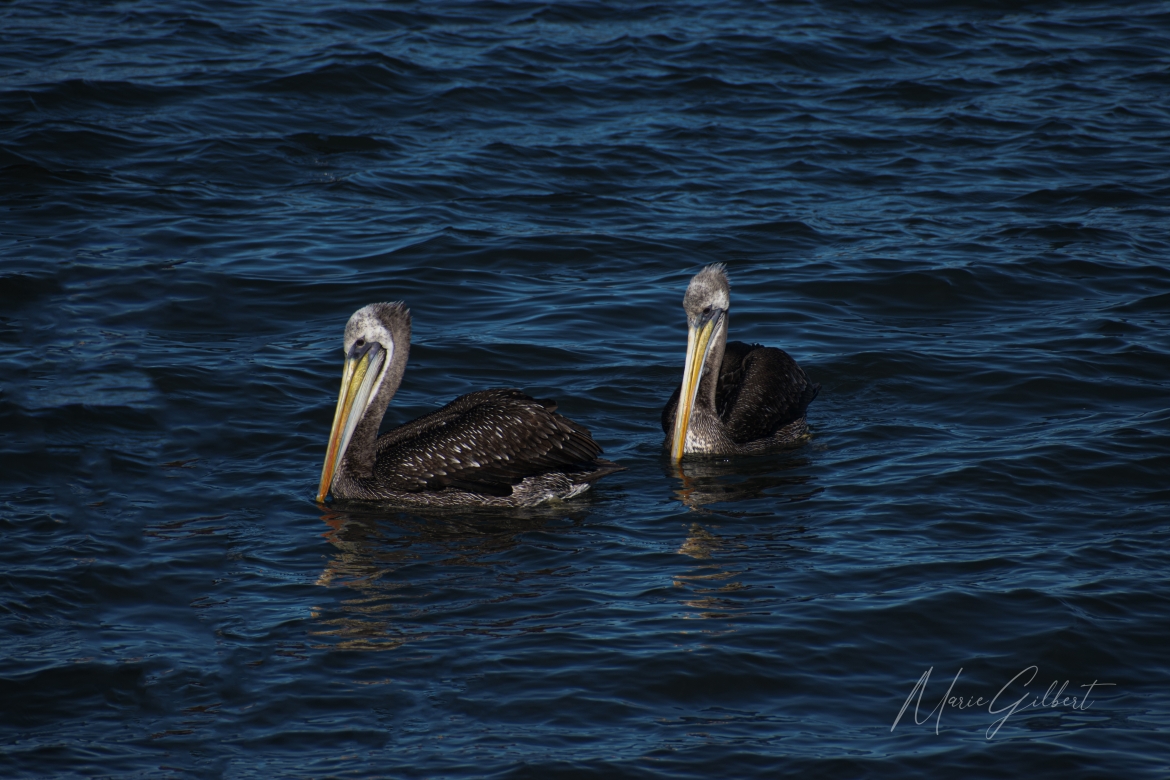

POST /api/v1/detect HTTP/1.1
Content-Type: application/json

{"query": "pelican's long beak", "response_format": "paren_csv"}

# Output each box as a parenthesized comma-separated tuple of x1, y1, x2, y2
(670, 310, 723, 461)
(316, 341, 386, 503)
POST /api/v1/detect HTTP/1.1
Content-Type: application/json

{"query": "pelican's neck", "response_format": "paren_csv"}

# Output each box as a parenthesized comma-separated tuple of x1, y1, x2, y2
(696, 314, 727, 413)
(340, 319, 411, 479)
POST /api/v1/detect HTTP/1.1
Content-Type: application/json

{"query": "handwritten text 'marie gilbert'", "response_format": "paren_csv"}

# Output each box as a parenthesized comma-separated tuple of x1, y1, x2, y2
(891, 666, 1114, 739)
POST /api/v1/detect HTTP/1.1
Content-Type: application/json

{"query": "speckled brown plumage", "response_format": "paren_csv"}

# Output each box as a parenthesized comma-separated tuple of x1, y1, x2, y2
(363, 389, 618, 501)
(323, 303, 622, 507)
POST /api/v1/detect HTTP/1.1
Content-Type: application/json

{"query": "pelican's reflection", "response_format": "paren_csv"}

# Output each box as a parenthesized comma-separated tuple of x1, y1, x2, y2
(311, 504, 589, 651)
(669, 453, 817, 621)
(667, 451, 819, 511)
(673, 522, 744, 620)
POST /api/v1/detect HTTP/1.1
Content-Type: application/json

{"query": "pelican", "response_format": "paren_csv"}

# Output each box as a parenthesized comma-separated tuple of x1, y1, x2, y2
(318, 302, 623, 507)
(663, 264, 819, 459)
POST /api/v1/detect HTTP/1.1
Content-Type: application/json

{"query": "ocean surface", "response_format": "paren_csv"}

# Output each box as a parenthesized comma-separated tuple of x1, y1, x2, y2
(2, 1, 1169, 777)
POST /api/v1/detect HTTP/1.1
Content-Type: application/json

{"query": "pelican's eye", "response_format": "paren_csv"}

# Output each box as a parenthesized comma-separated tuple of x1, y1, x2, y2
(354, 338, 366, 349)
(702, 306, 713, 317)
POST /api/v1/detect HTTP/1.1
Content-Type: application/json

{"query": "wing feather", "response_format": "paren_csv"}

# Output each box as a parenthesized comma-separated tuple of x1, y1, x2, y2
(661, 341, 819, 444)
(720, 345, 819, 444)
(372, 389, 603, 495)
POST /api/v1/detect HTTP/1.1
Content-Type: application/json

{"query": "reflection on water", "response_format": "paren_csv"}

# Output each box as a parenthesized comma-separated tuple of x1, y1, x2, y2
(667, 450, 821, 512)
(677, 523, 725, 560)
(669, 451, 819, 621)
(311, 505, 588, 651)
(675, 523, 743, 620)
(312, 510, 413, 651)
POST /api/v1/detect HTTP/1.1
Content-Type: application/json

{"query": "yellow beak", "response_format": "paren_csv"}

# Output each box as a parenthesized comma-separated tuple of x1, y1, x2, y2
(316, 344, 383, 503)
(670, 314, 720, 461)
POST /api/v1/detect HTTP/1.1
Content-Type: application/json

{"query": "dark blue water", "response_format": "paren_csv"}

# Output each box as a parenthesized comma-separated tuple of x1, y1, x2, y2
(3, 1, 1170, 776)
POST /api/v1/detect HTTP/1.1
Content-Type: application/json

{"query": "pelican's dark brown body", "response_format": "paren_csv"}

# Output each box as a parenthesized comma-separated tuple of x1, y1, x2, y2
(662, 340, 819, 455)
